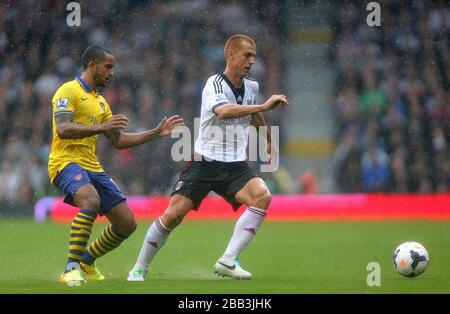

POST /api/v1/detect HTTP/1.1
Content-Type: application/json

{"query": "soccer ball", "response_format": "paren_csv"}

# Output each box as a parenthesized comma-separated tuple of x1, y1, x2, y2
(393, 242, 429, 277)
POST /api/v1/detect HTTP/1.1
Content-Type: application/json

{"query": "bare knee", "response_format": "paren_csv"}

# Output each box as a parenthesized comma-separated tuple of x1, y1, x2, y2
(252, 189, 272, 210)
(161, 210, 184, 229)
(115, 218, 137, 238)
(74, 184, 101, 212)
(124, 219, 137, 237)
(159, 195, 193, 229)
(78, 194, 101, 212)
(125, 219, 137, 236)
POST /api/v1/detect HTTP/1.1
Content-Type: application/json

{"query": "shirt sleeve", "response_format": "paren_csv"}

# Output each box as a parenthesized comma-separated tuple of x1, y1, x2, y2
(52, 84, 76, 118)
(205, 80, 229, 113)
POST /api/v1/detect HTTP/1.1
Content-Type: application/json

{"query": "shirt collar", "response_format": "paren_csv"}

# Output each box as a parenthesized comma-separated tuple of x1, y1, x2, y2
(75, 75, 93, 93)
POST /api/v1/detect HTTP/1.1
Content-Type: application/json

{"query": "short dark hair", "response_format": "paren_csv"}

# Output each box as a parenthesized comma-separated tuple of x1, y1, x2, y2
(82, 45, 113, 69)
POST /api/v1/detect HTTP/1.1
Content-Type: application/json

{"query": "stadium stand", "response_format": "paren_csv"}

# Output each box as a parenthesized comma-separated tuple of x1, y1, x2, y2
(331, 0, 450, 193)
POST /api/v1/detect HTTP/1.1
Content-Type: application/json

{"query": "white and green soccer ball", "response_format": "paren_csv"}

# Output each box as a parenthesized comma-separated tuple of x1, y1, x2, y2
(393, 241, 429, 277)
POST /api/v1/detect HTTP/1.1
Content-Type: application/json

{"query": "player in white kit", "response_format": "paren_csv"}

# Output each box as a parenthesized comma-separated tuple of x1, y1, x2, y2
(128, 34, 288, 280)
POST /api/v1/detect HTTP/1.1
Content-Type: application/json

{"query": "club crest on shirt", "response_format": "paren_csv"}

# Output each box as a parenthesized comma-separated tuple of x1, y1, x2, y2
(99, 102, 105, 112)
(56, 98, 69, 110)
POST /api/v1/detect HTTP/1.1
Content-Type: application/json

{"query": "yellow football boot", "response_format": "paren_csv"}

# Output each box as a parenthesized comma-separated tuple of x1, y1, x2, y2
(80, 262, 105, 281)
(59, 269, 86, 286)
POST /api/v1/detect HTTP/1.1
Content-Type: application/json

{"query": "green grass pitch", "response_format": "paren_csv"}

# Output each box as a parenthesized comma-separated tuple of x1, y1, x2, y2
(1, 219, 449, 293)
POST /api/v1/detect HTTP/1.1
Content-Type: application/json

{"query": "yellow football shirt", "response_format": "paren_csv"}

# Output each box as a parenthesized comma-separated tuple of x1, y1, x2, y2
(48, 77, 113, 182)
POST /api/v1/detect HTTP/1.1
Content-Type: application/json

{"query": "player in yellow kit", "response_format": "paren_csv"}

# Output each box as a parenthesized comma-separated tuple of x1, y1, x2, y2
(49, 45, 184, 286)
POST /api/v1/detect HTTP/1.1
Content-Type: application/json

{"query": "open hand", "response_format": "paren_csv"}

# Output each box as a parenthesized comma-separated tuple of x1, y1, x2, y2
(262, 95, 288, 111)
(155, 115, 185, 137)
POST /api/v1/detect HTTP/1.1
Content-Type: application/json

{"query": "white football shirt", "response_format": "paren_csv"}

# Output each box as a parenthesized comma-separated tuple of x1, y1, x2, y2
(194, 74, 259, 162)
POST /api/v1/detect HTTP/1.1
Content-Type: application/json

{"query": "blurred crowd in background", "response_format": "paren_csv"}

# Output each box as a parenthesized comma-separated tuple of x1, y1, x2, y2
(0, 0, 286, 206)
(331, 0, 450, 193)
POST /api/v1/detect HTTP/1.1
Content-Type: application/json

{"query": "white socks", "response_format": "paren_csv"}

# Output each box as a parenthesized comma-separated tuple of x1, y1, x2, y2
(134, 207, 266, 270)
(135, 217, 171, 270)
(222, 207, 266, 260)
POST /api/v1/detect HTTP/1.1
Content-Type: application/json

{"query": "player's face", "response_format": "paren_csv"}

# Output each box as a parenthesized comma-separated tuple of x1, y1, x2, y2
(93, 53, 115, 87)
(233, 41, 256, 78)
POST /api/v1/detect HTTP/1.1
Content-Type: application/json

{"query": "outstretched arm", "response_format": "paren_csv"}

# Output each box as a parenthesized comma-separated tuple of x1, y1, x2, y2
(104, 115, 184, 150)
(55, 113, 128, 139)
(213, 94, 288, 119)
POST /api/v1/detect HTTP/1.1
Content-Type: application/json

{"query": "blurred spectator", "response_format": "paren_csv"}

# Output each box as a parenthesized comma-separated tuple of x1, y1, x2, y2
(361, 142, 390, 193)
(389, 147, 408, 193)
(298, 170, 318, 194)
(332, 127, 362, 193)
